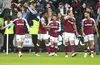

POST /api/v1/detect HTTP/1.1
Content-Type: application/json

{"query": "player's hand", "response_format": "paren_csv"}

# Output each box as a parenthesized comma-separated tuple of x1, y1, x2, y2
(28, 29, 30, 32)
(82, 33, 85, 37)
(54, 30, 58, 33)
(97, 33, 99, 37)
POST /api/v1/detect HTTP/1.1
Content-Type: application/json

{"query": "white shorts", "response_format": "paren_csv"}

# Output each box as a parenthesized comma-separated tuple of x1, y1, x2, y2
(50, 36, 59, 43)
(84, 34, 94, 42)
(16, 35, 25, 42)
(62, 32, 75, 42)
(38, 34, 49, 40)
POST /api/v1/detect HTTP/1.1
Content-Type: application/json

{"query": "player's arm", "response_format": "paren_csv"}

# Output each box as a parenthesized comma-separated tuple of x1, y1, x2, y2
(28, 6, 37, 14)
(57, 22, 61, 32)
(24, 18, 30, 31)
(81, 20, 85, 37)
(1, 20, 15, 30)
(41, 19, 47, 28)
(73, 23, 78, 35)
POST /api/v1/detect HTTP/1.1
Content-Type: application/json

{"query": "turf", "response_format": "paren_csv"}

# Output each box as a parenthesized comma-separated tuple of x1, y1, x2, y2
(0, 52, 100, 65)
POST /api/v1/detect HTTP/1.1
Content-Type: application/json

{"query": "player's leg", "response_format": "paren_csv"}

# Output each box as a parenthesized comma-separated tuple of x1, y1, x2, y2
(44, 39, 50, 54)
(54, 42, 58, 56)
(17, 41, 23, 57)
(53, 37, 59, 56)
(84, 35, 88, 57)
(89, 34, 95, 58)
(63, 33, 69, 57)
(35, 34, 41, 56)
(31, 35, 38, 55)
(44, 34, 50, 55)
(70, 40, 77, 57)
(69, 33, 77, 57)
(90, 40, 94, 58)
(16, 35, 24, 57)
(49, 41, 55, 56)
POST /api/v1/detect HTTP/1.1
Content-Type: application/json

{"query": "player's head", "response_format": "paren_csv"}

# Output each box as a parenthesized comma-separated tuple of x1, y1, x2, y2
(84, 11, 90, 18)
(67, 10, 73, 16)
(52, 14, 57, 21)
(17, 12, 22, 18)
(41, 11, 48, 18)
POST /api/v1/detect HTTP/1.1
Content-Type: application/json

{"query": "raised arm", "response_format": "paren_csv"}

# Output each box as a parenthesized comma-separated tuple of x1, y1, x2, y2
(28, 6, 37, 14)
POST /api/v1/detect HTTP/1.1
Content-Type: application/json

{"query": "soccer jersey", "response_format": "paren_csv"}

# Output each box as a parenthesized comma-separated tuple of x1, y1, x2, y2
(82, 18, 95, 35)
(38, 17, 47, 34)
(4, 18, 29, 35)
(64, 16, 76, 33)
(13, 18, 28, 35)
(49, 21, 60, 37)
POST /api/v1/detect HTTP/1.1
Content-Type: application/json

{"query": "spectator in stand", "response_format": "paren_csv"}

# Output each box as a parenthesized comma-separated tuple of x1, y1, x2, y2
(45, 0, 56, 12)
(47, 7, 53, 23)
(51, 0, 58, 8)
(71, 0, 81, 14)
(57, 13, 64, 35)
(35, 1, 44, 14)
(96, 0, 100, 10)
(95, 7, 100, 55)
(58, 2, 65, 16)
(81, 3, 86, 14)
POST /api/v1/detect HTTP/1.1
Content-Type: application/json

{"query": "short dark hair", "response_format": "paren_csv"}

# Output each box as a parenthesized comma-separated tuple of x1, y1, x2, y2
(41, 11, 47, 16)
(84, 11, 91, 15)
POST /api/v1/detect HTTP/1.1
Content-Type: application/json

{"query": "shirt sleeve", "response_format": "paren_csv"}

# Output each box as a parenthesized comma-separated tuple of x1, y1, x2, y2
(28, 6, 37, 14)
(3, 19, 16, 29)
(41, 18, 46, 25)
(23, 18, 30, 29)
(57, 22, 61, 32)
(4, 23, 13, 29)
(91, 18, 96, 26)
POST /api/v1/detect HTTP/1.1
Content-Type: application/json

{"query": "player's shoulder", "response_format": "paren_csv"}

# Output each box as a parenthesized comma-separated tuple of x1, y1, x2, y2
(57, 21, 60, 24)
(82, 18, 87, 22)
(72, 17, 75, 20)
(13, 18, 19, 22)
(64, 16, 68, 20)
(40, 17, 45, 21)
(49, 21, 53, 23)
(90, 18, 95, 21)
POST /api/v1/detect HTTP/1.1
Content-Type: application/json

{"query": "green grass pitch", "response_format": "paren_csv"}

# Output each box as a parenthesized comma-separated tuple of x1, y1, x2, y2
(0, 52, 100, 65)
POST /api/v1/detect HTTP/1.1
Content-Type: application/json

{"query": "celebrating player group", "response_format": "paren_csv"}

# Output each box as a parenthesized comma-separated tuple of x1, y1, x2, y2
(1, 10, 99, 58)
